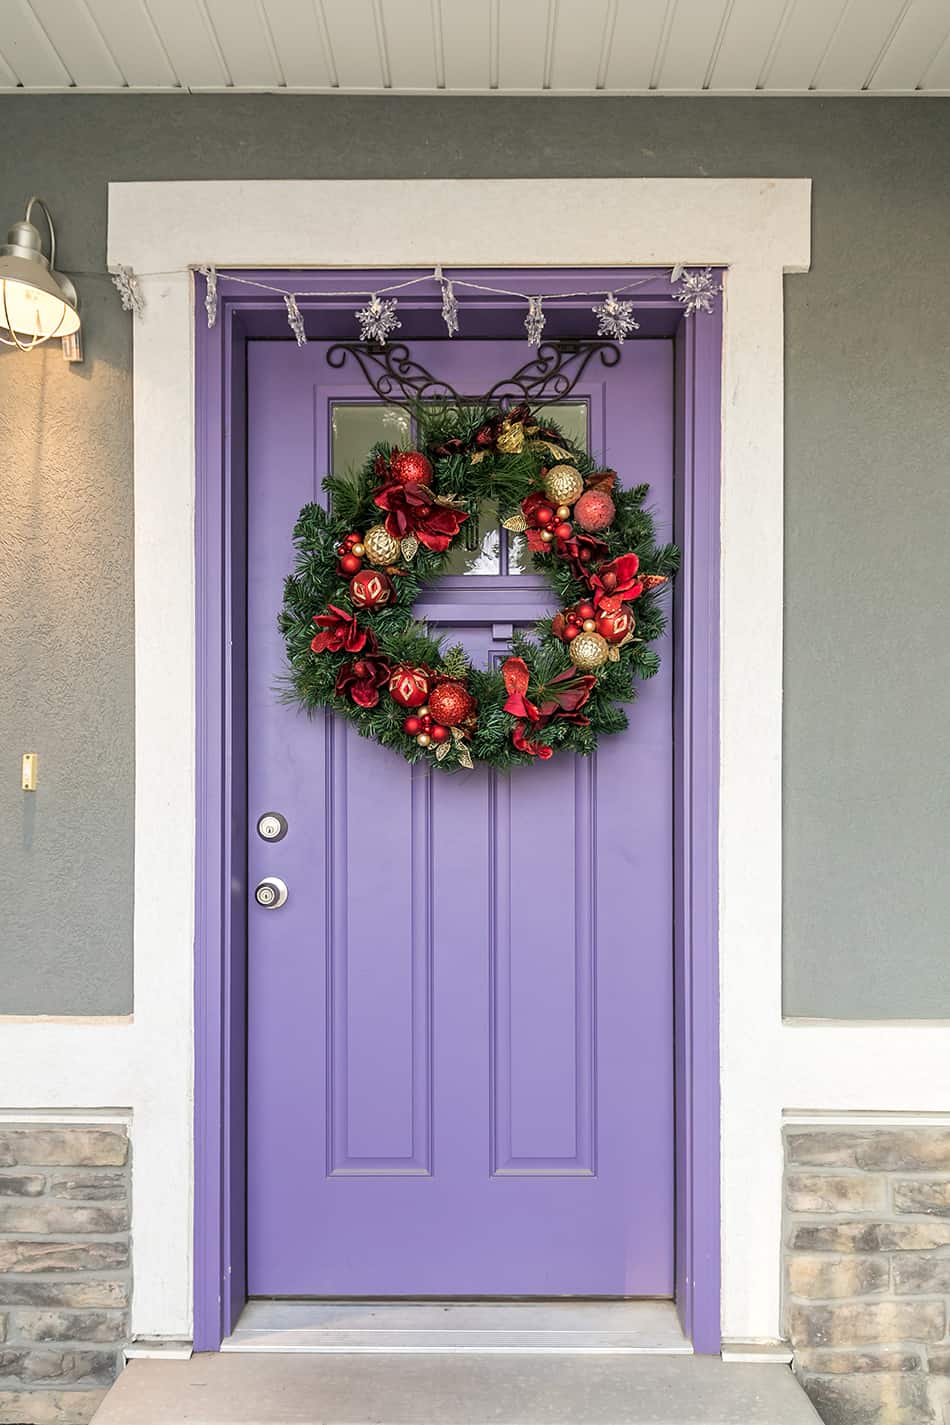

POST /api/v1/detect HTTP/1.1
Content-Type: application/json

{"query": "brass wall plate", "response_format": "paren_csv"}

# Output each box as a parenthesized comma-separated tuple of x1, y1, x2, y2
(21, 753, 37, 791)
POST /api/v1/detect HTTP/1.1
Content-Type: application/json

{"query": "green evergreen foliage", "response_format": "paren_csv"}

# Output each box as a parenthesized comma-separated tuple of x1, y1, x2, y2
(280, 405, 678, 771)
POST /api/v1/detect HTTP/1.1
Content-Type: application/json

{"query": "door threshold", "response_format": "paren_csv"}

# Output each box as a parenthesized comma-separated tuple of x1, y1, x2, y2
(221, 1299, 692, 1354)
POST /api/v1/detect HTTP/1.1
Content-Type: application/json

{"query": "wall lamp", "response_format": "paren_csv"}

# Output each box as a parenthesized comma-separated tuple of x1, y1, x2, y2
(0, 196, 81, 359)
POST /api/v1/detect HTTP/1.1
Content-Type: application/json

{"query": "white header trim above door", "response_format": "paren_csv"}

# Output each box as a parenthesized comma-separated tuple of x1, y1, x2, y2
(101, 177, 818, 1341)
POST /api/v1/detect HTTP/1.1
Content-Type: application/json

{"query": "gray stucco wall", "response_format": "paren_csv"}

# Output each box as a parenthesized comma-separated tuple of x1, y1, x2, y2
(1, 96, 948, 1017)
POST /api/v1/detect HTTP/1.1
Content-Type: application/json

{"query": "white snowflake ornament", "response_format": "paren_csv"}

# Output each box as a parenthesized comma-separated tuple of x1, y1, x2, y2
(356, 294, 401, 344)
(525, 296, 545, 348)
(592, 293, 639, 343)
(674, 267, 721, 317)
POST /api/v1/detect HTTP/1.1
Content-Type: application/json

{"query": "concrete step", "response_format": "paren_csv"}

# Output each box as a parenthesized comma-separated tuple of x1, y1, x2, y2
(91, 1353, 821, 1424)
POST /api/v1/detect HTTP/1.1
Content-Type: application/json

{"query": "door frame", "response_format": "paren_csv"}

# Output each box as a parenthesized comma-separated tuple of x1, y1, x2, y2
(194, 267, 721, 1350)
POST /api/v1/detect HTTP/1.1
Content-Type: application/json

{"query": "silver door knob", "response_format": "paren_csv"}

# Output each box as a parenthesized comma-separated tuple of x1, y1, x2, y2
(254, 877, 288, 909)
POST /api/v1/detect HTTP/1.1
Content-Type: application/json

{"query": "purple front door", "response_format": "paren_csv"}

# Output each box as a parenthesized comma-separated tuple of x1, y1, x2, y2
(246, 331, 674, 1297)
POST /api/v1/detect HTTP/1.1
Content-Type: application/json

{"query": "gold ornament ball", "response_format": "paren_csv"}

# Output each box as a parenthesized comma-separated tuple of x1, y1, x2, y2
(416, 732, 431, 748)
(363, 523, 400, 566)
(543, 464, 585, 508)
(418, 705, 430, 717)
(569, 630, 610, 671)
(582, 618, 597, 633)
(351, 542, 365, 558)
(540, 529, 555, 544)
(556, 505, 571, 521)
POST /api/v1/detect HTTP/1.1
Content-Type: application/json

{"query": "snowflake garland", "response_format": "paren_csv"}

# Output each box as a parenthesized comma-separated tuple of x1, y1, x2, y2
(525, 296, 545, 348)
(356, 294, 401, 344)
(199, 265, 218, 329)
(674, 267, 721, 317)
(592, 293, 639, 344)
(436, 267, 459, 338)
(284, 294, 307, 346)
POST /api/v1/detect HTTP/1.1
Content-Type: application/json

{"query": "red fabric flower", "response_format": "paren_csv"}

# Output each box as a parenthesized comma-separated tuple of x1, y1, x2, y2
(537, 668, 596, 725)
(502, 656, 539, 722)
(560, 531, 610, 578)
(374, 482, 469, 553)
(588, 553, 644, 607)
(335, 655, 392, 709)
(311, 604, 374, 655)
(501, 657, 594, 758)
(512, 723, 554, 759)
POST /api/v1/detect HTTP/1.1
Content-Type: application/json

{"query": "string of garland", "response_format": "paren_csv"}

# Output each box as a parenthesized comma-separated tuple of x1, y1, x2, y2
(280, 403, 678, 772)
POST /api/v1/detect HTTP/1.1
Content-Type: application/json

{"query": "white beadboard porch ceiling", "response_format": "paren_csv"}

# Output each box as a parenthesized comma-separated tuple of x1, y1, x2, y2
(1, 0, 950, 96)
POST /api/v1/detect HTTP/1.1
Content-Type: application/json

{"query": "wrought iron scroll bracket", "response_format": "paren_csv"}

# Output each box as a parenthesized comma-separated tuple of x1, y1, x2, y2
(325, 339, 621, 411)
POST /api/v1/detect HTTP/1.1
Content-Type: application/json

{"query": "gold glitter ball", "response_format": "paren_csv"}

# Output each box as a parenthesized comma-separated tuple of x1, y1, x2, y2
(362, 523, 400, 566)
(568, 630, 610, 671)
(543, 465, 585, 507)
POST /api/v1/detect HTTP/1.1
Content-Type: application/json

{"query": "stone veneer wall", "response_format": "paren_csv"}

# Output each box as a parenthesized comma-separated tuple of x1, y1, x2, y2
(0, 1124, 130, 1425)
(784, 1125, 950, 1425)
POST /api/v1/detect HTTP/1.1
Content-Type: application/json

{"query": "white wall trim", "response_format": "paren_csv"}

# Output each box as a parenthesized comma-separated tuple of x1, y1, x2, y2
(2, 176, 844, 1343)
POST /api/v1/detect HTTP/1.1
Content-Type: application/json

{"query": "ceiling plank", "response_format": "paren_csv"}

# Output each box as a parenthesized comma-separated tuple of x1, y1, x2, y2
(550, 0, 610, 90)
(2, 0, 74, 85)
(919, 27, 950, 89)
(83, 0, 178, 86)
(0, 45, 20, 85)
(656, 0, 733, 90)
(320, 0, 386, 87)
(27, 0, 124, 86)
(260, 0, 334, 87)
(602, 0, 668, 90)
(812, 0, 909, 90)
(203, 0, 282, 87)
(761, 0, 848, 89)
(380, 0, 437, 89)
(869, 0, 950, 90)
(707, 0, 789, 90)
(439, 0, 491, 91)
(498, 0, 548, 91)
(144, 0, 231, 87)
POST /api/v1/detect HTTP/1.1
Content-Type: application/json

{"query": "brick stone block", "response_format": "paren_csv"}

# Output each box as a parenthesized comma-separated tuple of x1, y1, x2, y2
(0, 1390, 106, 1425)
(796, 1347, 923, 1374)
(49, 1174, 127, 1202)
(892, 1255, 950, 1295)
(0, 1201, 129, 1234)
(0, 1280, 128, 1309)
(0, 1132, 127, 1169)
(893, 1180, 950, 1217)
(14, 1311, 127, 1345)
(0, 1176, 45, 1197)
(801, 1373, 935, 1425)
(786, 1254, 889, 1300)
(929, 1347, 950, 1376)
(788, 1219, 950, 1252)
(0, 1241, 128, 1275)
(0, 1347, 116, 1385)
(786, 1173, 885, 1213)
(787, 1299, 945, 1349)
(786, 1130, 950, 1173)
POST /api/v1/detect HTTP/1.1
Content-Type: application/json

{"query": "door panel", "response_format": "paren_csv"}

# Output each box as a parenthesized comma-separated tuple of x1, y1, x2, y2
(247, 338, 674, 1296)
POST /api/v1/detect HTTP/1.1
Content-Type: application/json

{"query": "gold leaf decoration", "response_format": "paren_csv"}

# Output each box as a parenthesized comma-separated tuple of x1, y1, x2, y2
(470, 451, 488, 464)
(435, 740, 452, 762)
(502, 514, 528, 533)
(457, 743, 474, 769)
(608, 646, 621, 662)
(400, 535, 419, 562)
(531, 439, 573, 462)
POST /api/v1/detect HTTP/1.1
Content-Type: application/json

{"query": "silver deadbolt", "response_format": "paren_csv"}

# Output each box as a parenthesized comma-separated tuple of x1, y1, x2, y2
(254, 876, 288, 909)
(257, 812, 287, 842)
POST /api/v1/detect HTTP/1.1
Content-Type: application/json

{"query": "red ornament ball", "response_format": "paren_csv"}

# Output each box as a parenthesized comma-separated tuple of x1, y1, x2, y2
(403, 715, 422, 736)
(577, 602, 595, 620)
(388, 665, 430, 709)
(430, 724, 450, 744)
(597, 603, 635, 644)
(573, 489, 616, 533)
(389, 450, 434, 487)
(349, 568, 393, 609)
(564, 622, 581, 640)
(339, 552, 362, 576)
(428, 680, 475, 728)
(555, 521, 573, 540)
(535, 504, 555, 525)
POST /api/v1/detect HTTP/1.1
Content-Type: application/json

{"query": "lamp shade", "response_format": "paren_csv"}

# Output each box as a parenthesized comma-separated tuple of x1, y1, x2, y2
(0, 205, 80, 347)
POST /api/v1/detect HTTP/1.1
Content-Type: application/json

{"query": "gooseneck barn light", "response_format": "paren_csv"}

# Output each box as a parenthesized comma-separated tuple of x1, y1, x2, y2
(0, 196, 80, 351)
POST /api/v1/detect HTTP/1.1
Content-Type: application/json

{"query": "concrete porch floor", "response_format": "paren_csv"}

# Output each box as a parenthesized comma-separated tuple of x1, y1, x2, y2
(90, 1353, 820, 1424)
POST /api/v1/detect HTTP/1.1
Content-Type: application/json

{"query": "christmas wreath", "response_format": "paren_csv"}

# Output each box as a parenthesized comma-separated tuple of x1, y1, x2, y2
(280, 403, 678, 771)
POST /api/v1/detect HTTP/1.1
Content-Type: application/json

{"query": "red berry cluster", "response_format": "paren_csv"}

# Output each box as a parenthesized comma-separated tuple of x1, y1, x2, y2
(337, 531, 365, 577)
(552, 600, 598, 642)
(402, 707, 450, 749)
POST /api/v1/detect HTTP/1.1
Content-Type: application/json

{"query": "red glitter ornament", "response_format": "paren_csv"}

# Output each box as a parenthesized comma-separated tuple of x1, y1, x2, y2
(428, 680, 475, 728)
(573, 489, 616, 533)
(348, 568, 393, 609)
(389, 450, 434, 487)
(388, 665, 430, 709)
